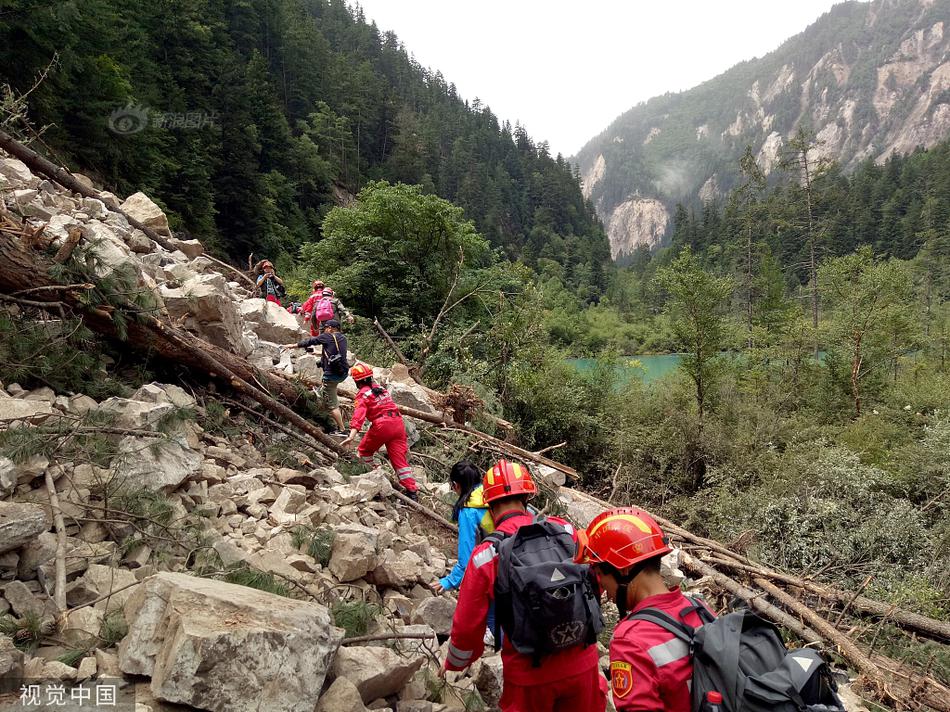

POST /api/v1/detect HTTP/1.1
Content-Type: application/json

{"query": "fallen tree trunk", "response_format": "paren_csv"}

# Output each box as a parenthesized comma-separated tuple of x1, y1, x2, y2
(707, 556, 950, 644)
(751, 575, 894, 702)
(0, 229, 347, 458)
(680, 553, 823, 645)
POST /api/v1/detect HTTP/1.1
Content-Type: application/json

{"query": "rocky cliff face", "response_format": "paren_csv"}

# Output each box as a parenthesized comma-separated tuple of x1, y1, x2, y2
(576, 0, 950, 256)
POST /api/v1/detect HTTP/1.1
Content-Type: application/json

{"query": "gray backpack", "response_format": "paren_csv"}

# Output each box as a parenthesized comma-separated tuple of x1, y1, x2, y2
(489, 515, 603, 666)
(632, 600, 846, 712)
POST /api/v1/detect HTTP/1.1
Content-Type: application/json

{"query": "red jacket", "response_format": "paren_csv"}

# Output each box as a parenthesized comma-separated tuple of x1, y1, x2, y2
(444, 511, 600, 686)
(609, 590, 715, 711)
(349, 384, 401, 431)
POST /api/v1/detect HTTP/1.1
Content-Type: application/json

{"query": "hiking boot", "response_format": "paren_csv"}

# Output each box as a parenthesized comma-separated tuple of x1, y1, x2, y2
(404, 490, 419, 502)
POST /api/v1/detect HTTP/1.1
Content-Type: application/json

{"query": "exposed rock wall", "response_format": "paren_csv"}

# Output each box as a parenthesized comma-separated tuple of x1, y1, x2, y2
(574, 0, 950, 256)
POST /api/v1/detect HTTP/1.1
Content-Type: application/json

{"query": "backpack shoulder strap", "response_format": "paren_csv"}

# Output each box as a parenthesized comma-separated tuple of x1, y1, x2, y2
(682, 595, 717, 625)
(630, 608, 695, 644)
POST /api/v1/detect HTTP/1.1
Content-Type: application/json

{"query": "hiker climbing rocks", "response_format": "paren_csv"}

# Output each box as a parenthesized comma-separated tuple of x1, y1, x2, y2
(578, 508, 846, 712)
(432, 460, 499, 645)
(431, 460, 495, 594)
(255, 260, 285, 306)
(301, 281, 354, 336)
(283, 319, 349, 434)
(340, 363, 419, 500)
(575, 508, 713, 712)
(442, 460, 606, 712)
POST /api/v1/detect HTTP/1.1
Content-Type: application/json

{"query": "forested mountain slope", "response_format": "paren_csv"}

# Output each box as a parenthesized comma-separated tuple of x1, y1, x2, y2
(574, 0, 950, 260)
(0, 0, 609, 291)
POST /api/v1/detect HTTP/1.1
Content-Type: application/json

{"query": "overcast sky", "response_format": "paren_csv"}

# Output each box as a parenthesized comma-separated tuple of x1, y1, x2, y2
(354, 0, 852, 156)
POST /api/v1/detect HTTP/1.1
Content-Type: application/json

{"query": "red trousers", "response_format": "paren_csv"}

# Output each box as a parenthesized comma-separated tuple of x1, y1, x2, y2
(265, 294, 282, 306)
(499, 668, 607, 712)
(357, 417, 417, 492)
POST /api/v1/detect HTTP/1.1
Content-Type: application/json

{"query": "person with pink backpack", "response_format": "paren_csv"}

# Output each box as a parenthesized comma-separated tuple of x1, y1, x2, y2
(301, 281, 354, 335)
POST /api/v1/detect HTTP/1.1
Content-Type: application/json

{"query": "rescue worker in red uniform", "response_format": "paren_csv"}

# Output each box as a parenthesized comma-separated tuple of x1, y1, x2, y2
(576, 508, 715, 712)
(443, 460, 606, 712)
(340, 363, 418, 500)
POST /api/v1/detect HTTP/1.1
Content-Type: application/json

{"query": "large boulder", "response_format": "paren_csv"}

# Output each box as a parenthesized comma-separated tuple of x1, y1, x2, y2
(78, 221, 142, 280)
(316, 677, 368, 712)
(114, 436, 202, 492)
(130, 383, 197, 409)
(96, 397, 173, 430)
(161, 273, 249, 355)
(0, 637, 24, 689)
(119, 192, 171, 236)
(410, 597, 456, 637)
(119, 572, 344, 712)
(328, 525, 379, 582)
(239, 299, 302, 344)
(0, 399, 55, 425)
(331, 646, 425, 703)
(167, 237, 204, 259)
(65, 564, 139, 613)
(0, 502, 50, 554)
(369, 550, 425, 588)
(0, 158, 35, 188)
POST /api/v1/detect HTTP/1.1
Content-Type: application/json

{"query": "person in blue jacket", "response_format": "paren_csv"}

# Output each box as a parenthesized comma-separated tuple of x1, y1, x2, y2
(431, 460, 494, 594)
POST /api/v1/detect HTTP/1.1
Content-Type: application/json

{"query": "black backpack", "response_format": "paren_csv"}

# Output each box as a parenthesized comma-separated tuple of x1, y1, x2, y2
(489, 515, 603, 666)
(632, 600, 846, 712)
(324, 334, 349, 377)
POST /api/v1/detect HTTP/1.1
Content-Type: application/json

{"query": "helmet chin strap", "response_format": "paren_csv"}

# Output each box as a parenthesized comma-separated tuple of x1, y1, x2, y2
(614, 571, 636, 618)
(615, 583, 630, 618)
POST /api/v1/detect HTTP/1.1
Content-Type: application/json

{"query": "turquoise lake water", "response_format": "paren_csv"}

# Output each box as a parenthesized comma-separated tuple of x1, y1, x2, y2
(567, 354, 683, 384)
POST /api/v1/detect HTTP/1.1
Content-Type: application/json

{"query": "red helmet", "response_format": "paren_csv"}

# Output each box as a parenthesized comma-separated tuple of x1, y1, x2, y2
(322, 288, 334, 297)
(312, 280, 325, 291)
(575, 507, 671, 570)
(350, 363, 373, 381)
(482, 459, 537, 504)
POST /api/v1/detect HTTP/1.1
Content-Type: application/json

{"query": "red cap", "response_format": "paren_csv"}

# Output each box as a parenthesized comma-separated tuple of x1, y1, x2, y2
(707, 692, 723, 704)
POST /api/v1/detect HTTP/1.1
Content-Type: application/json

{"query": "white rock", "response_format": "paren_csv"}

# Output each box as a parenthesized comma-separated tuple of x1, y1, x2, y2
(130, 382, 196, 409)
(331, 646, 425, 703)
(0, 637, 24, 685)
(81, 197, 107, 218)
(0, 399, 55, 424)
(370, 550, 425, 588)
(66, 564, 139, 613)
(66, 393, 98, 416)
(0, 158, 34, 187)
(316, 677, 368, 712)
(167, 237, 204, 258)
(114, 436, 202, 492)
(76, 655, 97, 681)
(62, 606, 104, 646)
(296, 355, 322, 382)
(119, 572, 344, 712)
(328, 525, 379, 582)
(239, 298, 302, 344)
(161, 274, 248, 355)
(119, 192, 171, 236)
(410, 597, 456, 637)
(0, 502, 51, 554)
(97, 397, 173, 429)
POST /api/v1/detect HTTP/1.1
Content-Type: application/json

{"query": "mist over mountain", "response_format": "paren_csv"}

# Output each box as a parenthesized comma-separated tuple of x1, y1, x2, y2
(574, 0, 950, 260)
